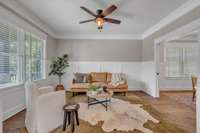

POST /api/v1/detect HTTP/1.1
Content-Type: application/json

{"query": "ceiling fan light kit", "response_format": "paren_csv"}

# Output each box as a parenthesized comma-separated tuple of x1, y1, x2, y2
(79, 5, 121, 31)
(96, 17, 104, 30)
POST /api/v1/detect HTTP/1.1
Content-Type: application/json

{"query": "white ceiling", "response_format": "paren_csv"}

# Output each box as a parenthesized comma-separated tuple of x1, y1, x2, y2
(16, 0, 190, 39)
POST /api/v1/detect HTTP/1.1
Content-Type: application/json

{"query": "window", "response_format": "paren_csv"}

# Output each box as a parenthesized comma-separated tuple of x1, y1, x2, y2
(24, 32, 45, 81)
(0, 23, 18, 85)
(0, 22, 46, 87)
(165, 43, 198, 78)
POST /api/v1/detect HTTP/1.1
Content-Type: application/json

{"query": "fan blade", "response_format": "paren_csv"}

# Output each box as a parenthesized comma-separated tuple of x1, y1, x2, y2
(80, 6, 97, 17)
(102, 5, 117, 17)
(79, 19, 95, 24)
(105, 18, 121, 24)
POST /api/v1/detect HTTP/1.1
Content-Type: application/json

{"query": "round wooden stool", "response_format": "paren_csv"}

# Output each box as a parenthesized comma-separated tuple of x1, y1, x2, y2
(63, 103, 80, 132)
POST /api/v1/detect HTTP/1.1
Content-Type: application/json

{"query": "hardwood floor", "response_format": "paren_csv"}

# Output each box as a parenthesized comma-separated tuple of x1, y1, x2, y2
(3, 91, 196, 133)
(135, 91, 196, 133)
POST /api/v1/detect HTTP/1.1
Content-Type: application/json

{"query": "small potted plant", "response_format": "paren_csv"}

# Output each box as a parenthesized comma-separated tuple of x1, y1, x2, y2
(88, 85, 99, 95)
(49, 54, 69, 91)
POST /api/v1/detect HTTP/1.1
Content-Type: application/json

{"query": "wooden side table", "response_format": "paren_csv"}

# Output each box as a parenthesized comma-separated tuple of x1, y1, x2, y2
(63, 104, 80, 132)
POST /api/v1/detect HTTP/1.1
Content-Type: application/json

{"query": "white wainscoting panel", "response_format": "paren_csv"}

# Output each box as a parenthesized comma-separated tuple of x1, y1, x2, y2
(62, 61, 143, 90)
(141, 61, 157, 97)
(158, 63, 192, 90)
(0, 78, 57, 121)
(0, 85, 25, 120)
(122, 63, 142, 89)
(100, 62, 122, 73)
(76, 62, 101, 73)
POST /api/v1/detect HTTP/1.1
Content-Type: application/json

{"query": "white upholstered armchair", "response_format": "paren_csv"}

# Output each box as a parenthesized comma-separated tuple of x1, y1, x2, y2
(0, 94, 2, 133)
(25, 81, 66, 133)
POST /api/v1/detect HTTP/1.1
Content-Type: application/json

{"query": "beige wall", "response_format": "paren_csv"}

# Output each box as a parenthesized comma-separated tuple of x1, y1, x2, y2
(56, 39, 143, 62)
(142, 6, 200, 61)
(46, 36, 57, 61)
(46, 36, 58, 81)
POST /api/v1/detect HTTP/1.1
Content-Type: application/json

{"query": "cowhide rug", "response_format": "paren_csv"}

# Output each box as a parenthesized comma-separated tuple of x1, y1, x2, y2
(78, 98, 159, 133)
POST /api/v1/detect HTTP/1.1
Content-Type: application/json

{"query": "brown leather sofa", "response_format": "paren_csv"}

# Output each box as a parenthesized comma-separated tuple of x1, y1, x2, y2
(70, 72, 128, 95)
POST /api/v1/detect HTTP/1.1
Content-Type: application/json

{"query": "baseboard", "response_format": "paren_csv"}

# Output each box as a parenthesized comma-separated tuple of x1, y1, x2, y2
(128, 88, 143, 91)
(127, 90, 143, 92)
(3, 103, 25, 121)
(160, 90, 193, 93)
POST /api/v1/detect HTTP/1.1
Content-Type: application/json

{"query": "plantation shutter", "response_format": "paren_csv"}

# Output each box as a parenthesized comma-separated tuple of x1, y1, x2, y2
(165, 44, 198, 78)
(165, 47, 182, 78)
(183, 47, 198, 77)
(0, 23, 18, 84)
(24, 32, 44, 81)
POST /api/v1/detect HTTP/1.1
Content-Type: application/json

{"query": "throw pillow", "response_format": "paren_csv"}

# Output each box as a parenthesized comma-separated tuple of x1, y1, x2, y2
(111, 73, 126, 86)
(74, 73, 89, 83)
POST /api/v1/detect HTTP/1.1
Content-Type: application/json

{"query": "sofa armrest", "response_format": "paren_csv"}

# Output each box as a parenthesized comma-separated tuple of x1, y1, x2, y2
(36, 90, 65, 133)
(124, 79, 128, 85)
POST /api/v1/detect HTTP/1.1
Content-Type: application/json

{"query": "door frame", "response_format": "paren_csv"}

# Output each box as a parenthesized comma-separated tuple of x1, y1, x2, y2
(154, 18, 200, 132)
(197, 28, 200, 133)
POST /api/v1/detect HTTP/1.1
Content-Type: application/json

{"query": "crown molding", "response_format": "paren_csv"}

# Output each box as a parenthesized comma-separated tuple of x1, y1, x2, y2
(142, 0, 200, 39)
(0, 0, 57, 37)
(55, 33, 143, 40)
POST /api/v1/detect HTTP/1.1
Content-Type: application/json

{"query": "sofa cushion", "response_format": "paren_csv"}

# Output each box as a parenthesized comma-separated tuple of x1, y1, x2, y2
(74, 73, 89, 83)
(107, 84, 128, 89)
(90, 72, 107, 83)
(71, 83, 90, 89)
(91, 82, 107, 87)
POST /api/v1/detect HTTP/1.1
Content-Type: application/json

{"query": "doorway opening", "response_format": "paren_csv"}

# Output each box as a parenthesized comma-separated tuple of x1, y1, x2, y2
(154, 18, 200, 133)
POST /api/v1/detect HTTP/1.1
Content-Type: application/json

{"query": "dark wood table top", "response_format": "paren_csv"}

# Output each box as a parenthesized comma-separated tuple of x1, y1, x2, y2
(63, 103, 80, 111)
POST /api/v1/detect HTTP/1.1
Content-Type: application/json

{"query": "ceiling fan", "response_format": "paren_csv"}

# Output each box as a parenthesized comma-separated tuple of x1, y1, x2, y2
(79, 5, 121, 31)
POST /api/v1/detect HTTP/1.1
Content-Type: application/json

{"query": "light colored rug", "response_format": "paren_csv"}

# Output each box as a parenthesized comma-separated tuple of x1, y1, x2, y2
(79, 98, 159, 133)
(19, 92, 188, 133)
